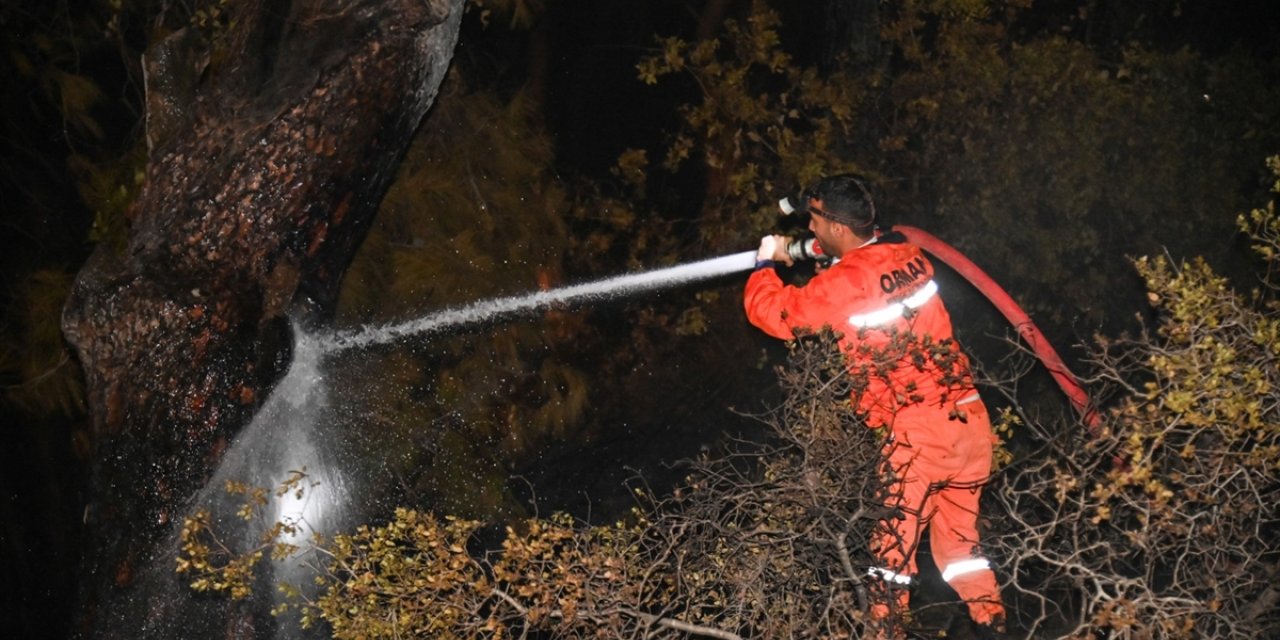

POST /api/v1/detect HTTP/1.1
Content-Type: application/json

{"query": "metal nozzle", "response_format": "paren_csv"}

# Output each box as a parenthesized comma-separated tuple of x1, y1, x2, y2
(785, 237, 826, 263)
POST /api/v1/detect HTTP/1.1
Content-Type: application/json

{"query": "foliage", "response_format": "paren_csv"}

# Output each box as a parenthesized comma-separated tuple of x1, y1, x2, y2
(178, 471, 314, 602)
(879, 3, 1279, 334)
(0, 269, 85, 417)
(467, 0, 545, 30)
(635, 5, 868, 251)
(983, 156, 1280, 638)
(880, 33, 1280, 330)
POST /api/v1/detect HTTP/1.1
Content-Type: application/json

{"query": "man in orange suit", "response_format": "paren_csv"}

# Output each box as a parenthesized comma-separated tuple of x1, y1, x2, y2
(744, 175, 1005, 633)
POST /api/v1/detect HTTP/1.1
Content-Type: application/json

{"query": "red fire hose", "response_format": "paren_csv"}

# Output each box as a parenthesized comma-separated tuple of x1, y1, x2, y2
(895, 225, 1100, 430)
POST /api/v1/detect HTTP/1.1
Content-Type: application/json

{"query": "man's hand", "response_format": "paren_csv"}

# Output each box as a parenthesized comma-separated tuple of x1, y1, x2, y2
(756, 235, 794, 266)
(756, 235, 778, 263)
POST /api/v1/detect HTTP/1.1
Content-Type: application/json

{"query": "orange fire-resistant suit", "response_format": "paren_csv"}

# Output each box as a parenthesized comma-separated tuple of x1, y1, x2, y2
(743, 230, 1004, 626)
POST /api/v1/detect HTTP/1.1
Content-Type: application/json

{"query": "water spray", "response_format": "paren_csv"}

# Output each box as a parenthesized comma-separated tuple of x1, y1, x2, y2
(316, 250, 759, 354)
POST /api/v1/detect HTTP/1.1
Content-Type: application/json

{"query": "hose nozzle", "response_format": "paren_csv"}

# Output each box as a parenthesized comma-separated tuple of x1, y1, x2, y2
(785, 237, 827, 263)
(778, 192, 830, 264)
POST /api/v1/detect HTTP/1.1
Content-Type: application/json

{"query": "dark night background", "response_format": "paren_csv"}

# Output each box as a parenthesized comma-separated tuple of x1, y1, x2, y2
(4, 1, 1279, 638)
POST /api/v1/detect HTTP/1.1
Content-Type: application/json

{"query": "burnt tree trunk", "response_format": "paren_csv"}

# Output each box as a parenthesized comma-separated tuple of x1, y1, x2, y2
(61, 0, 463, 637)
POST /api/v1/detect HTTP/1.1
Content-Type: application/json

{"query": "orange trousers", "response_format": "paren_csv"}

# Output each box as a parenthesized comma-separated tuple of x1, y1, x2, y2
(869, 395, 1005, 626)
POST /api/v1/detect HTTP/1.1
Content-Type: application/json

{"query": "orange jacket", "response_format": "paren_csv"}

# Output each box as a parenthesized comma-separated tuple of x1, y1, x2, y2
(744, 231, 976, 428)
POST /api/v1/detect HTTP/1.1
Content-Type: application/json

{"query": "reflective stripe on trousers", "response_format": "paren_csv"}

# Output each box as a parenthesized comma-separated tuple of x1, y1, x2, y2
(941, 558, 992, 582)
(867, 566, 913, 586)
(870, 557, 991, 586)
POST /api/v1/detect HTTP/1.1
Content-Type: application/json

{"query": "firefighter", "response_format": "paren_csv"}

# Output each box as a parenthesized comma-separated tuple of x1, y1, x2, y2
(743, 175, 1006, 633)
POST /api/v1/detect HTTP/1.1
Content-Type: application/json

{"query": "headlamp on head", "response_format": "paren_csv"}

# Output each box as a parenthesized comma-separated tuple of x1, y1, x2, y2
(778, 192, 807, 216)
(779, 175, 876, 233)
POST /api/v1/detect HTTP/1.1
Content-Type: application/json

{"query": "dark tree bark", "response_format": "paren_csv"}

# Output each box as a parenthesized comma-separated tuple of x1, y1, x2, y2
(61, 0, 464, 637)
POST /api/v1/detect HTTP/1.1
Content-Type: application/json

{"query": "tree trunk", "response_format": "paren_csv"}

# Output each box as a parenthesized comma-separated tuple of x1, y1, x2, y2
(61, 0, 463, 637)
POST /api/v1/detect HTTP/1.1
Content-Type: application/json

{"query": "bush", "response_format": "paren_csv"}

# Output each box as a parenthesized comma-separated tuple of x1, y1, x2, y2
(985, 157, 1280, 638)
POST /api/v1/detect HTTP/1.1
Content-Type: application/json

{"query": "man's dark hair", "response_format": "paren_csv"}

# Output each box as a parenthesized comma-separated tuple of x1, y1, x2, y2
(808, 175, 876, 234)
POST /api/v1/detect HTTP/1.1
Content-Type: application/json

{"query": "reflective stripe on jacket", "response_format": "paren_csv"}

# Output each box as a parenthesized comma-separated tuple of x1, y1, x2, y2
(743, 232, 975, 428)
